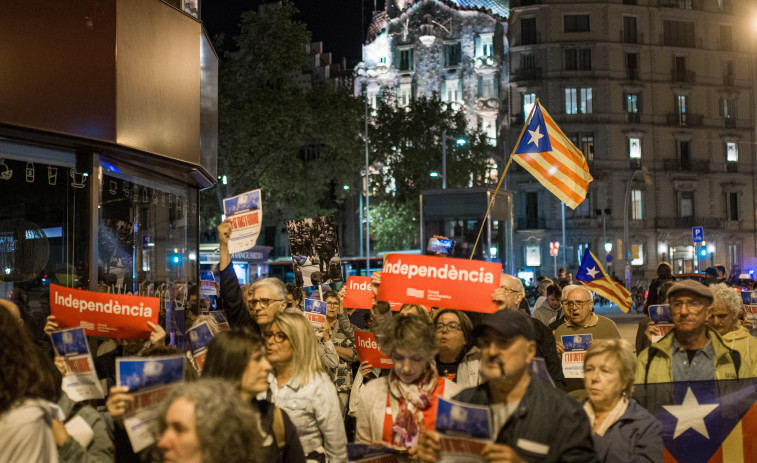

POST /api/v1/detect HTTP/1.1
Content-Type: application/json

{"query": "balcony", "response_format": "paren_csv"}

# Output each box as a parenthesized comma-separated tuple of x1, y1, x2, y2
(671, 70, 696, 83)
(513, 68, 542, 81)
(655, 217, 724, 229)
(667, 112, 703, 127)
(724, 118, 736, 129)
(628, 112, 641, 123)
(726, 162, 738, 173)
(663, 159, 709, 172)
(626, 68, 639, 80)
(517, 217, 546, 230)
(629, 158, 642, 170)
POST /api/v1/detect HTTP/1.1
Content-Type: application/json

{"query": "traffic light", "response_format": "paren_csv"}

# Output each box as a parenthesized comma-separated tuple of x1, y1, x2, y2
(700, 245, 707, 258)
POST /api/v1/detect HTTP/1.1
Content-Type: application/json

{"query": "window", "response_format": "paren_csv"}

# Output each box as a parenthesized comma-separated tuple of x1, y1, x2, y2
(525, 245, 541, 267)
(478, 77, 499, 99)
(626, 53, 639, 79)
(475, 34, 494, 57)
(523, 93, 536, 117)
(444, 42, 462, 67)
(663, 21, 695, 48)
(631, 189, 643, 219)
(398, 48, 414, 71)
(623, 16, 638, 44)
(565, 88, 578, 114)
(679, 140, 691, 169)
(564, 15, 590, 33)
(679, 191, 695, 218)
(625, 93, 641, 113)
(581, 88, 593, 113)
(521, 18, 537, 45)
(567, 133, 594, 160)
(673, 56, 689, 82)
(522, 54, 536, 71)
(721, 98, 734, 119)
(481, 117, 497, 146)
(629, 138, 642, 159)
(676, 94, 688, 125)
(564, 48, 591, 71)
(441, 79, 461, 104)
(726, 192, 739, 221)
(723, 60, 734, 86)
(720, 25, 733, 51)
(726, 142, 738, 162)
(525, 192, 539, 228)
(631, 244, 644, 266)
(565, 89, 593, 115)
(398, 83, 412, 107)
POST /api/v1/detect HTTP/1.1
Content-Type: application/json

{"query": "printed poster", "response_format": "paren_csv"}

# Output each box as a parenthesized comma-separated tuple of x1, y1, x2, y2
(50, 327, 105, 401)
(187, 322, 214, 371)
(561, 334, 592, 379)
(343, 276, 374, 310)
(50, 284, 159, 339)
(199, 270, 217, 297)
(435, 397, 492, 462)
(649, 304, 675, 342)
(201, 310, 230, 330)
(117, 355, 185, 453)
(286, 215, 343, 287)
(304, 299, 327, 329)
(354, 331, 393, 369)
(223, 189, 262, 254)
(377, 254, 501, 313)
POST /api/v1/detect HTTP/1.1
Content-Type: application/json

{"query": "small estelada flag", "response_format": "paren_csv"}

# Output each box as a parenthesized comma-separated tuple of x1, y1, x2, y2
(513, 101, 593, 209)
(575, 250, 632, 313)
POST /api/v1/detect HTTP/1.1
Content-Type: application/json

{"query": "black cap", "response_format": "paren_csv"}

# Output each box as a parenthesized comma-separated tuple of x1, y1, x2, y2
(473, 310, 535, 341)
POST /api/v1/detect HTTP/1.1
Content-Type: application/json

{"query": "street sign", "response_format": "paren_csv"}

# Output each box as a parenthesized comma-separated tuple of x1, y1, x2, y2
(549, 241, 560, 257)
(692, 227, 704, 243)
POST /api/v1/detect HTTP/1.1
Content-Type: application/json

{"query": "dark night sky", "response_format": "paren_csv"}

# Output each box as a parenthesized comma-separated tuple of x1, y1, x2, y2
(201, 0, 385, 66)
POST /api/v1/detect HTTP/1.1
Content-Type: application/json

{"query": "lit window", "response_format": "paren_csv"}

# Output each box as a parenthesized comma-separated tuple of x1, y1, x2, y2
(523, 93, 536, 117)
(565, 88, 578, 114)
(631, 190, 643, 219)
(580, 88, 592, 114)
(631, 244, 644, 266)
(629, 138, 641, 159)
(525, 245, 541, 266)
(565, 88, 592, 114)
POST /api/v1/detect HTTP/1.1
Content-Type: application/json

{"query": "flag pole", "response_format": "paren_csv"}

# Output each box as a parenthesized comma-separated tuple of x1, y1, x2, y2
(470, 99, 541, 261)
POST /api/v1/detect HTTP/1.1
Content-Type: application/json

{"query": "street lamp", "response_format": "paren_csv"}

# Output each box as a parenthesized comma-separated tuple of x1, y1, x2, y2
(623, 167, 652, 289)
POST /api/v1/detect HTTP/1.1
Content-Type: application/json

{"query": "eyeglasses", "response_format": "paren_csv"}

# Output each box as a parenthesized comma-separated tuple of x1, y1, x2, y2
(435, 322, 462, 332)
(501, 288, 522, 296)
(263, 331, 288, 343)
(670, 300, 706, 311)
(326, 302, 340, 307)
(250, 298, 284, 308)
(562, 300, 592, 309)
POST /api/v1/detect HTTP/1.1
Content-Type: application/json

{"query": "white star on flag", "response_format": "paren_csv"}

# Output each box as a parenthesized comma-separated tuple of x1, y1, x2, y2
(663, 387, 719, 439)
(586, 266, 599, 279)
(527, 126, 544, 147)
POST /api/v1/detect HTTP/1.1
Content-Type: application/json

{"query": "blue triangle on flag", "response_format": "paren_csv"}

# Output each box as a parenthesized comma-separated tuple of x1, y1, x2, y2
(576, 249, 602, 283)
(515, 104, 553, 154)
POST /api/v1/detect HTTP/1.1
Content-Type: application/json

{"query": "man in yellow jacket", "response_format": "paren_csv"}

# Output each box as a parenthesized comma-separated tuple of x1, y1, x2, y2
(635, 280, 753, 384)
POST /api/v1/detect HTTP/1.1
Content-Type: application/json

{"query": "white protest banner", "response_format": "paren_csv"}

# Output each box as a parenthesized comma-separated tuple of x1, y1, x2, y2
(223, 189, 262, 254)
(561, 334, 592, 379)
(50, 327, 104, 401)
(117, 355, 185, 453)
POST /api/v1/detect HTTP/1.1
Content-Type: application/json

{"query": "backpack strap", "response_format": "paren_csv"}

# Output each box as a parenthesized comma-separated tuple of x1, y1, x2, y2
(730, 349, 741, 380)
(272, 406, 286, 449)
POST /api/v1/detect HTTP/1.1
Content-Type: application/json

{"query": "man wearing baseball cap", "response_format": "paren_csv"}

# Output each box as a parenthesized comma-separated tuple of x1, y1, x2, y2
(636, 279, 753, 383)
(416, 310, 598, 462)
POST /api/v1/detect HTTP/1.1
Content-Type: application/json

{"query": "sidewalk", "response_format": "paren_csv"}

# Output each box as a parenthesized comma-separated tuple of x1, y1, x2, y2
(593, 302, 646, 354)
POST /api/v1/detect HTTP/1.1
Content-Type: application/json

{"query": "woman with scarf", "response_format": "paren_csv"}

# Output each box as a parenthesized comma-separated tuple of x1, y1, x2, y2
(355, 314, 461, 452)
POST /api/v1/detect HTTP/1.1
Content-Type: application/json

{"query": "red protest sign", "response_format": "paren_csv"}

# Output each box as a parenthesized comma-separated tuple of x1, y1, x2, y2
(354, 331, 393, 369)
(377, 254, 501, 313)
(50, 284, 159, 339)
(343, 276, 373, 309)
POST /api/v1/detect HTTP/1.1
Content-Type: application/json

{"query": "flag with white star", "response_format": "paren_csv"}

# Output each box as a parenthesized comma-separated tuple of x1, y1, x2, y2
(513, 101, 593, 209)
(575, 249, 632, 312)
(634, 379, 757, 462)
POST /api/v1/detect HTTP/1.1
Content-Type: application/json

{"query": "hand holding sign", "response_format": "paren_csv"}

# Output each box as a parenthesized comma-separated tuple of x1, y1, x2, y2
(354, 331, 392, 369)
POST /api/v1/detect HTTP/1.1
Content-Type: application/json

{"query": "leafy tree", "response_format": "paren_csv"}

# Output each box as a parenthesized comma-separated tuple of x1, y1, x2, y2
(200, 1, 363, 241)
(367, 94, 493, 251)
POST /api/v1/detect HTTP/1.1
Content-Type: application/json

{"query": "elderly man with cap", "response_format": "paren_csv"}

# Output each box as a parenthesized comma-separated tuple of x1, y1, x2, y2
(635, 279, 753, 383)
(416, 310, 598, 463)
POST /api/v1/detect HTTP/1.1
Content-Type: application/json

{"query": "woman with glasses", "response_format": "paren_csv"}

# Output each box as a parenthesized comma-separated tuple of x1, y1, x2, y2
(433, 309, 482, 388)
(264, 312, 347, 463)
(355, 314, 461, 452)
(202, 327, 306, 463)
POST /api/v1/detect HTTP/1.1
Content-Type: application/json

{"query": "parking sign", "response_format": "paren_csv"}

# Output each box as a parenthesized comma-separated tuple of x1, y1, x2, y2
(692, 227, 703, 243)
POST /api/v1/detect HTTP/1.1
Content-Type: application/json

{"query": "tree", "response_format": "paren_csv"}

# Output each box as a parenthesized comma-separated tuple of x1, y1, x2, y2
(200, 1, 363, 241)
(367, 94, 493, 251)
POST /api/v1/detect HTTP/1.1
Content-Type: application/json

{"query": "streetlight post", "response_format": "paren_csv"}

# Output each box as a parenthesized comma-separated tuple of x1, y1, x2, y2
(442, 130, 447, 189)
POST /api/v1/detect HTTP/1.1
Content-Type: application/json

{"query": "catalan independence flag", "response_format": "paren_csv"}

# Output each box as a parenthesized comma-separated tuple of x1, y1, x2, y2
(513, 101, 593, 209)
(634, 379, 757, 462)
(575, 249, 632, 313)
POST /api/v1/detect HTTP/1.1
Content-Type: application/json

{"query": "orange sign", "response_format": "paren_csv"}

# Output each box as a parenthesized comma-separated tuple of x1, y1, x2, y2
(354, 331, 393, 369)
(377, 254, 501, 313)
(50, 284, 159, 339)
(342, 276, 374, 309)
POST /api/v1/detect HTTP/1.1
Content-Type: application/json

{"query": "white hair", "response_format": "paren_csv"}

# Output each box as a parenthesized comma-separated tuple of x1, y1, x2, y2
(710, 283, 743, 317)
(562, 285, 593, 301)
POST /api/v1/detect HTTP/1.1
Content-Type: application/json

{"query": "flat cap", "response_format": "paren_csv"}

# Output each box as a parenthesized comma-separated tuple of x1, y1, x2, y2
(666, 279, 713, 302)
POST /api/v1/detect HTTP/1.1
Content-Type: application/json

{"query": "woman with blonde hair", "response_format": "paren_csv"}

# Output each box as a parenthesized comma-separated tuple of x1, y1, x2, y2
(265, 311, 347, 463)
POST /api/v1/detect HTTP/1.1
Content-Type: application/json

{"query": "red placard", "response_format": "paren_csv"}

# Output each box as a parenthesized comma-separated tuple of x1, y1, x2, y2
(377, 254, 501, 313)
(50, 284, 159, 339)
(343, 276, 374, 309)
(354, 331, 393, 369)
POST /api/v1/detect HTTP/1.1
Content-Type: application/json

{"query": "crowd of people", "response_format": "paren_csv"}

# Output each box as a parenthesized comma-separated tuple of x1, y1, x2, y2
(3, 221, 757, 462)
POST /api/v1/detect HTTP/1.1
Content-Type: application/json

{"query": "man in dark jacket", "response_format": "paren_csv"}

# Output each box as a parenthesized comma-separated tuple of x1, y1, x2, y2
(416, 309, 598, 462)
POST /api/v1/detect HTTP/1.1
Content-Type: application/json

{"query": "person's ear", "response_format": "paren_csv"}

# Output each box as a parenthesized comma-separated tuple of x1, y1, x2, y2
(525, 340, 536, 363)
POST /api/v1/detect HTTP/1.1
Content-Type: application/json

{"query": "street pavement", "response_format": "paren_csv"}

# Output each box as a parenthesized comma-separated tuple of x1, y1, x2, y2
(593, 302, 647, 354)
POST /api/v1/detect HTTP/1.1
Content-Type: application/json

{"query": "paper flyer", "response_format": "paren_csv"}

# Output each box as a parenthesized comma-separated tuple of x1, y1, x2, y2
(199, 270, 217, 297)
(201, 310, 230, 330)
(187, 322, 214, 371)
(354, 331, 393, 369)
(377, 254, 501, 313)
(561, 334, 592, 379)
(304, 298, 327, 329)
(435, 397, 492, 462)
(286, 215, 343, 287)
(50, 327, 105, 401)
(117, 355, 185, 453)
(648, 304, 675, 342)
(223, 189, 262, 254)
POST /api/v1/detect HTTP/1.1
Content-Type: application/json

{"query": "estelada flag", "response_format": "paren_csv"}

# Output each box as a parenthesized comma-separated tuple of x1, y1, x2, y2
(575, 249, 632, 313)
(633, 379, 757, 462)
(513, 101, 593, 209)
(50, 284, 159, 339)
(377, 254, 501, 313)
